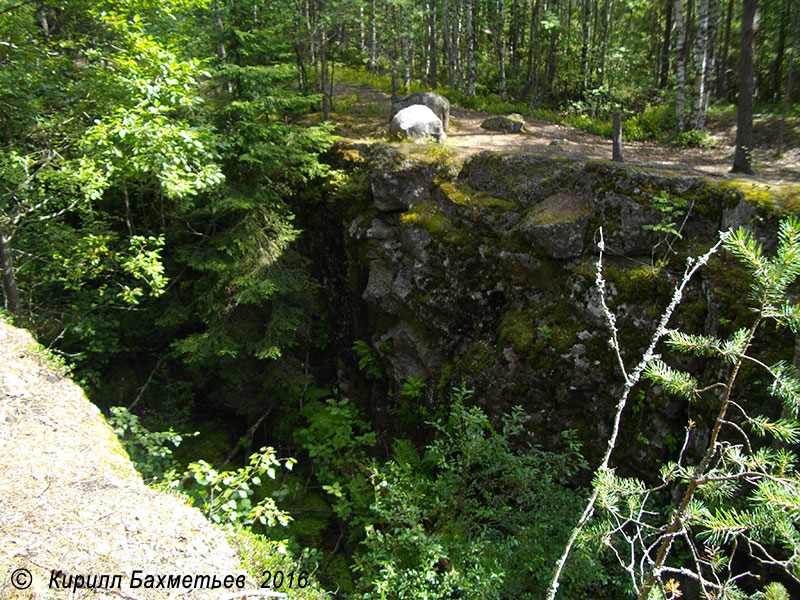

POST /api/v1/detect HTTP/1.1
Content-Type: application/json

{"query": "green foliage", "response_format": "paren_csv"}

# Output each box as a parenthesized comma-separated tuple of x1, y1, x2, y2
(26, 341, 73, 378)
(227, 525, 325, 600)
(295, 397, 376, 521)
(353, 388, 616, 600)
(397, 376, 430, 425)
(108, 406, 293, 527)
(642, 191, 688, 240)
(673, 129, 715, 148)
(107, 406, 186, 482)
(182, 448, 296, 527)
(352, 340, 383, 379)
(633, 104, 675, 139)
(577, 217, 800, 599)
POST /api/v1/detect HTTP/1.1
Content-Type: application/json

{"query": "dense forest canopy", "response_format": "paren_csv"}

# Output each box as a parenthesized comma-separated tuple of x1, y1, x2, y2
(2, 0, 800, 598)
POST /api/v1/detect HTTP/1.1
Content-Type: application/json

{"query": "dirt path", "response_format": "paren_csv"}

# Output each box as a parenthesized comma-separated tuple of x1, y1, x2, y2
(332, 82, 800, 184)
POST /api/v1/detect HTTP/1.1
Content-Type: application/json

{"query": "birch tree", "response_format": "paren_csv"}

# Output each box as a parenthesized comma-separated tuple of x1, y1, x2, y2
(496, 0, 508, 99)
(466, 0, 476, 95)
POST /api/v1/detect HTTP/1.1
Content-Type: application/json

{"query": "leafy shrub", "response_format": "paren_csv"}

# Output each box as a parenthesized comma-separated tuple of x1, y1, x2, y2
(636, 104, 674, 139)
(107, 406, 185, 482)
(673, 128, 715, 148)
(295, 397, 376, 521)
(353, 387, 621, 600)
(108, 407, 294, 527)
(352, 340, 382, 379)
(181, 448, 295, 527)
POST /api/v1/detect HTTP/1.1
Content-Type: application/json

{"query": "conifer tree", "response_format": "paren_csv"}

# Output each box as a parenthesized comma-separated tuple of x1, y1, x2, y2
(549, 217, 800, 599)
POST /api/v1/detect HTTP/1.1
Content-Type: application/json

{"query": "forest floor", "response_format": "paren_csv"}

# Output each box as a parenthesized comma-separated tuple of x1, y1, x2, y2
(328, 82, 800, 184)
(0, 321, 247, 599)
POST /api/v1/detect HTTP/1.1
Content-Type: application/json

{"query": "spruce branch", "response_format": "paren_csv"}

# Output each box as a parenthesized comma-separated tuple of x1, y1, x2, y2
(546, 229, 724, 600)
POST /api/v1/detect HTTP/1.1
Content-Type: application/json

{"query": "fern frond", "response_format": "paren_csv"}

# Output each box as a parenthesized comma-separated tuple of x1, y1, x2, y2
(391, 438, 422, 472)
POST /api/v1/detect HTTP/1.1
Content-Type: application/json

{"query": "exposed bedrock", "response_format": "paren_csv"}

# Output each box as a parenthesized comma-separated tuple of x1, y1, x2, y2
(331, 144, 785, 474)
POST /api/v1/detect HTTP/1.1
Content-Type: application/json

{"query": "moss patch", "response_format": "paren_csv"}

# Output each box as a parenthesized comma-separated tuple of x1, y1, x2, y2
(702, 178, 800, 213)
(522, 192, 590, 226)
(401, 200, 470, 244)
(438, 181, 517, 210)
(498, 307, 537, 352)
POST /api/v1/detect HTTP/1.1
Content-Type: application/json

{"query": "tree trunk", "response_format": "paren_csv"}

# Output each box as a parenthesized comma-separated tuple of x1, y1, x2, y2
(545, 23, 558, 99)
(429, 0, 438, 89)
(700, 0, 721, 121)
(466, 0, 476, 95)
(597, 0, 611, 85)
(675, 0, 688, 131)
(527, 0, 540, 107)
(321, 28, 329, 121)
(497, 0, 507, 99)
(769, 0, 790, 101)
(369, 0, 377, 72)
(732, 0, 758, 174)
(455, 0, 465, 91)
(304, 0, 316, 75)
(659, 0, 674, 88)
(612, 111, 624, 161)
(403, 7, 411, 89)
(443, 0, 457, 89)
(359, 5, 365, 52)
(0, 224, 20, 325)
(716, 0, 733, 97)
(212, 0, 227, 62)
(777, 0, 799, 156)
(510, 0, 521, 77)
(690, 0, 710, 128)
(581, 0, 591, 89)
(212, 0, 233, 93)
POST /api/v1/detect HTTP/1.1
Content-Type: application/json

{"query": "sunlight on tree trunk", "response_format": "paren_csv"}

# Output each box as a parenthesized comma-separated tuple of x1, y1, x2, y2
(732, 0, 758, 174)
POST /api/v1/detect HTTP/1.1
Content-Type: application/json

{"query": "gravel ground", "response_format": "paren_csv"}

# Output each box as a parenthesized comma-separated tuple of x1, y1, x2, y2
(0, 321, 252, 600)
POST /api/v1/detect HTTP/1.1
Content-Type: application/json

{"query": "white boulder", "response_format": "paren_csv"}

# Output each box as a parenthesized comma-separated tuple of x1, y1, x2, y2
(390, 105, 446, 143)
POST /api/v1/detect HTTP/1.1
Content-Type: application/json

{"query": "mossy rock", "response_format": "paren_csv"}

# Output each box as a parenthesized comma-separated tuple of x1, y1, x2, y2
(401, 200, 470, 245)
(459, 152, 577, 206)
(480, 114, 526, 133)
(438, 180, 517, 211)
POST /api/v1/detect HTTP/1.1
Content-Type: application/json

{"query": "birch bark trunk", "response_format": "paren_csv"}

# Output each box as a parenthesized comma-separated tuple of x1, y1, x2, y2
(466, 0, 476, 95)
(497, 0, 507, 99)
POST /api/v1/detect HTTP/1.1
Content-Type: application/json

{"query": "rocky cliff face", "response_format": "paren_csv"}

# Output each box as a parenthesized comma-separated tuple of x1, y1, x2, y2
(329, 144, 789, 470)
